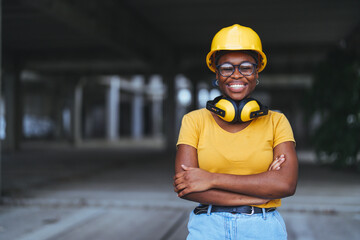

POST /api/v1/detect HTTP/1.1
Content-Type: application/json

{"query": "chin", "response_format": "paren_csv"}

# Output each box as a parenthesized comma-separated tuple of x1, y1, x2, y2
(226, 93, 249, 101)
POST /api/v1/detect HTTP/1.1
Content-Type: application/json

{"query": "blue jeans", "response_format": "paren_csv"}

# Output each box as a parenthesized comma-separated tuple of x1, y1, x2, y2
(187, 208, 287, 240)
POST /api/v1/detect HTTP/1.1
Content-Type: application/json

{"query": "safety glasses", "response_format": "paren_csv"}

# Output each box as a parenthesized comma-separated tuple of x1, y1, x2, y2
(216, 62, 258, 77)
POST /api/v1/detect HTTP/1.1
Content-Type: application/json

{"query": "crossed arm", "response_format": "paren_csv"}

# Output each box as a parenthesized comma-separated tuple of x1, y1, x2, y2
(173, 141, 298, 206)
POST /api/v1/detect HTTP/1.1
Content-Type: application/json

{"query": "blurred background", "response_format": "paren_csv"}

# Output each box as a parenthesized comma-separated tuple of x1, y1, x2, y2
(1, 0, 360, 239)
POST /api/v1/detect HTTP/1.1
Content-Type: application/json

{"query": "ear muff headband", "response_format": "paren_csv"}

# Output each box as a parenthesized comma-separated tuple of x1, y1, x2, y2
(206, 96, 268, 123)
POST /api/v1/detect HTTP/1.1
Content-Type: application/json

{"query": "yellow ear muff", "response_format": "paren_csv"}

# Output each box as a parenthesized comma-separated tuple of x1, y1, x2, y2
(240, 100, 261, 122)
(215, 98, 237, 122)
(206, 96, 268, 123)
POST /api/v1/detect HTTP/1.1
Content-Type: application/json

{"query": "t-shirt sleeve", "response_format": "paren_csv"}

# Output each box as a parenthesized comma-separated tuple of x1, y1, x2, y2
(176, 113, 200, 149)
(273, 113, 295, 147)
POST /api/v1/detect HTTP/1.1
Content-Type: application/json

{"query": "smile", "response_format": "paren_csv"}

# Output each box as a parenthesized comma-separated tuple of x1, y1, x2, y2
(228, 84, 246, 89)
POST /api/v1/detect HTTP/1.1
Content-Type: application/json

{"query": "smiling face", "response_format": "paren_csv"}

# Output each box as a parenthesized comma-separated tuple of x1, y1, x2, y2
(216, 51, 259, 101)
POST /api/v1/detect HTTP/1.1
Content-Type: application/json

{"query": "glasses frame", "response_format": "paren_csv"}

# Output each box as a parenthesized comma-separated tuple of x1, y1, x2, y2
(216, 61, 258, 77)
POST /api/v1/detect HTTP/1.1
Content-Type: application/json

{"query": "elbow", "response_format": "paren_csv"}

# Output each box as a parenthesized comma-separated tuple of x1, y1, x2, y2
(268, 181, 297, 199)
(278, 181, 297, 198)
(284, 184, 297, 197)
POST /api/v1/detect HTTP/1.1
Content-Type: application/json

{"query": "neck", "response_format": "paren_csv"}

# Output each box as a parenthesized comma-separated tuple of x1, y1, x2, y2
(210, 112, 251, 133)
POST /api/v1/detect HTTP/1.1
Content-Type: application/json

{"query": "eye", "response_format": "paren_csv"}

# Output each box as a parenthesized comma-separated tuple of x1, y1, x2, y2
(221, 67, 233, 71)
(219, 63, 233, 68)
(219, 63, 234, 71)
(240, 62, 254, 72)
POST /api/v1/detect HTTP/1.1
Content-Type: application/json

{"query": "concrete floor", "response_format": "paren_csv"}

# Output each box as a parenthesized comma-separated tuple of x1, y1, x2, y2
(1, 146, 360, 240)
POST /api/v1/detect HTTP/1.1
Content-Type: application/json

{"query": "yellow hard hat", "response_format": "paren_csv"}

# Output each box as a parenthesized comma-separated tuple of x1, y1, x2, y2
(206, 24, 267, 73)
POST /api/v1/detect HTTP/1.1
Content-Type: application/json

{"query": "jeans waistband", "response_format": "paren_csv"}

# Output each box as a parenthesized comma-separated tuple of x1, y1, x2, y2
(193, 205, 276, 215)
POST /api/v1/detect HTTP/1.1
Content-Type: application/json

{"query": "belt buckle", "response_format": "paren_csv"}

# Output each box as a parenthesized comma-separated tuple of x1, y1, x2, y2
(244, 206, 255, 216)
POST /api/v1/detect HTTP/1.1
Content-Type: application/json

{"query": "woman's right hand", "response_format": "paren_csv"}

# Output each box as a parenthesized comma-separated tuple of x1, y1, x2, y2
(174, 165, 214, 197)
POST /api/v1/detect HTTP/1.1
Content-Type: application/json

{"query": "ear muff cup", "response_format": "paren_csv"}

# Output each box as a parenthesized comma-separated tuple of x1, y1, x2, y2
(206, 96, 268, 123)
(215, 97, 238, 123)
(238, 98, 261, 122)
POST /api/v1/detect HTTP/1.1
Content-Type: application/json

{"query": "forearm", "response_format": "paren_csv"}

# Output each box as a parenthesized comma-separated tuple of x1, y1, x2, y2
(211, 170, 296, 199)
(175, 157, 296, 199)
(209, 142, 298, 199)
(174, 143, 298, 201)
(181, 189, 269, 206)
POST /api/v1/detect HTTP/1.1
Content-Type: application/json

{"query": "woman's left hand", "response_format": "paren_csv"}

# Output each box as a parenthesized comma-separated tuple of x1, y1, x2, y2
(268, 154, 286, 171)
(174, 165, 213, 197)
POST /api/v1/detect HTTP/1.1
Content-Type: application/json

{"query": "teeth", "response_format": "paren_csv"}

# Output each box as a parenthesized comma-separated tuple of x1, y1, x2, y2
(229, 84, 245, 88)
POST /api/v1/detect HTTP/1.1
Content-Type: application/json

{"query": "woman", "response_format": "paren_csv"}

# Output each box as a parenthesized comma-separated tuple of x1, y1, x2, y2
(174, 24, 298, 239)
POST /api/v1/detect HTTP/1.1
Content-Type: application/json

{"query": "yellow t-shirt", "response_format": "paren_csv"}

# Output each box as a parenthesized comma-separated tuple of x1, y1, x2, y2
(176, 108, 295, 208)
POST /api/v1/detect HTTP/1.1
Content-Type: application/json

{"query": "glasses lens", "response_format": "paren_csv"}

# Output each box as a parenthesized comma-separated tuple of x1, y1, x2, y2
(218, 63, 234, 77)
(239, 62, 254, 76)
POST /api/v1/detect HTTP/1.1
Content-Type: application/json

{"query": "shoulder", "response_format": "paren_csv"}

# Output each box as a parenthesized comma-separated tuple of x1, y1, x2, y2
(180, 108, 214, 132)
(183, 108, 210, 122)
(256, 110, 291, 128)
(266, 111, 295, 145)
(177, 109, 210, 147)
(268, 110, 287, 121)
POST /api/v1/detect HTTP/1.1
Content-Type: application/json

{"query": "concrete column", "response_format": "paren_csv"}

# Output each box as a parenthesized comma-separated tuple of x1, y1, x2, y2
(105, 76, 120, 141)
(148, 75, 164, 138)
(3, 69, 22, 151)
(175, 74, 192, 134)
(71, 80, 84, 146)
(53, 85, 64, 140)
(156, 49, 176, 153)
(191, 78, 198, 111)
(197, 82, 210, 109)
(131, 75, 145, 139)
(164, 73, 176, 152)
